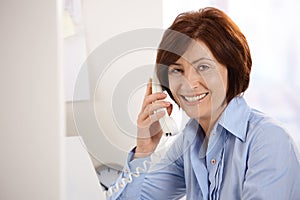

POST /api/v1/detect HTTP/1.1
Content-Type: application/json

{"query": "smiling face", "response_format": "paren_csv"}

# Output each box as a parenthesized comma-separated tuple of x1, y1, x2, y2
(168, 40, 228, 133)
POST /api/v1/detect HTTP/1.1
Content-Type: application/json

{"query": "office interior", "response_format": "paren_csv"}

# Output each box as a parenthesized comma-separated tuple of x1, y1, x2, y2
(1, 0, 299, 200)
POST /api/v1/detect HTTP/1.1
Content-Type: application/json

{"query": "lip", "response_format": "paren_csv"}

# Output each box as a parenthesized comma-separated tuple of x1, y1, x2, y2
(180, 92, 209, 105)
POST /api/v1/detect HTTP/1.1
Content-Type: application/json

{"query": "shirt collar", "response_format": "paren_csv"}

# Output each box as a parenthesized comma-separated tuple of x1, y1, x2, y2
(218, 96, 251, 142)
(183, 96, 251, 143)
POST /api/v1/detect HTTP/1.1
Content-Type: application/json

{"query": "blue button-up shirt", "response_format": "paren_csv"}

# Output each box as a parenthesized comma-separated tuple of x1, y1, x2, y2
(108, 97, 300, 200)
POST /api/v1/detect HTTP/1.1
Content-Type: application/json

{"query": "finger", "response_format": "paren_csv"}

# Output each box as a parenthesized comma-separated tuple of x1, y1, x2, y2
(141, 78, 153, 110)
(139, 101, 170, 120)
(147, 110, 166, 126)
(141, 92, 167, 110)
(144, 78, 152, 97)
(137, 110, 165, 131)
(166, 103, 173, 116)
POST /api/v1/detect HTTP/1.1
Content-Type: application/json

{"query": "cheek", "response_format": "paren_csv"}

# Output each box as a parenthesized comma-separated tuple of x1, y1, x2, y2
(168, 79, 181, 102)
(205, 73, 227, 98)
(168, 76, 179, 91)
(220, 70, 228, 96)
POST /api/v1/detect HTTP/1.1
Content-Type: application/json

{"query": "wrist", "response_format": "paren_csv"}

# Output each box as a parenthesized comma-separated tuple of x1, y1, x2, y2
(133, 146, 153, 159)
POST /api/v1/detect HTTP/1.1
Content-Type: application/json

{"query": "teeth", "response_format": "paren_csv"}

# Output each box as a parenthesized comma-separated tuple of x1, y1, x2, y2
(184, 93, 207, 102)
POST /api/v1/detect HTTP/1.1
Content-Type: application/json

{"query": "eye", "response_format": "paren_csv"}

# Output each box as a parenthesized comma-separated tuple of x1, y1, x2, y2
(195, 64, 210, 72)
(168, 67, 183, 76)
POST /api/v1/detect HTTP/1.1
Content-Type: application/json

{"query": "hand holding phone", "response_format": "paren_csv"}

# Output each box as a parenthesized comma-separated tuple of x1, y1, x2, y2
(134, 72, 179, 159)
(151, 73, 179, 137)
(107, 74, 180, 196)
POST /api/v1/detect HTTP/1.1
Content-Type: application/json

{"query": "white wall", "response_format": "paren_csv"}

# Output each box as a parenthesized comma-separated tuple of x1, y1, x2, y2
(0, 1, 64, 200)
(82, 0, 163, 53)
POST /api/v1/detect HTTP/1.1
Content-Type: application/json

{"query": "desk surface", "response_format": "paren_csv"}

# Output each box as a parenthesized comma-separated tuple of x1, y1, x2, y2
(65, 136, 106, 200)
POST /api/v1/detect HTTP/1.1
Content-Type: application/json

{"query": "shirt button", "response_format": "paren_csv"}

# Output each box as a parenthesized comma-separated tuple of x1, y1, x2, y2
(211, 159, 216, 165)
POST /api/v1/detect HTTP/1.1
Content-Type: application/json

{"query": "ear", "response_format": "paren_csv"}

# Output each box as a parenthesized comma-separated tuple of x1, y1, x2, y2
(166, 103, 173, 116)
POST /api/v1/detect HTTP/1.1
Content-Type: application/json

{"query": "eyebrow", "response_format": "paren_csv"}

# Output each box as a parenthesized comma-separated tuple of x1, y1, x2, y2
(171, 57, 214, 66)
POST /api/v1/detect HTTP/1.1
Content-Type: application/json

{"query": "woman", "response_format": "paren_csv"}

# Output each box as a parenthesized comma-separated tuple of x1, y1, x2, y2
(107, 7, 300, 200)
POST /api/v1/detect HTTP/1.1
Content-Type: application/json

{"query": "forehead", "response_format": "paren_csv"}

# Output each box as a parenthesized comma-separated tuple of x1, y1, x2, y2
(180, 40, 215, 64)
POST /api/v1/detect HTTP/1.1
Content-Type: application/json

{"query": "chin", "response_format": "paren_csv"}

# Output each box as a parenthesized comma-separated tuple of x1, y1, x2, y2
(184, 107, 207, 120)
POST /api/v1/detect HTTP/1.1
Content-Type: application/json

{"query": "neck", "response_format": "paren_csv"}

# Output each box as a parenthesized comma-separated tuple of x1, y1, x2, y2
(198, 103, 227, 136)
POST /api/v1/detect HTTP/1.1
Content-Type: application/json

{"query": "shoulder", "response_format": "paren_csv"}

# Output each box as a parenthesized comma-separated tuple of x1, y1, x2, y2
(247, 109, 290, 141)
(246, 109, 299, 158)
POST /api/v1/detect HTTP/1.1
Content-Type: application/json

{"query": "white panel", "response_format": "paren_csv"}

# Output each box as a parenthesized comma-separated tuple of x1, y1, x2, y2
(0, 1, 64, 200)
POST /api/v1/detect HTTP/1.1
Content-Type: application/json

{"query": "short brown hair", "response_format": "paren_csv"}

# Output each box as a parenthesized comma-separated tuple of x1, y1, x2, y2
(156, 7, 252, 103)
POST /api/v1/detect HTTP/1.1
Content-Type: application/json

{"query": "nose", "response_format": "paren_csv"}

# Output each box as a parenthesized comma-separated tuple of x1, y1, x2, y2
(184, 65, 204, 89)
